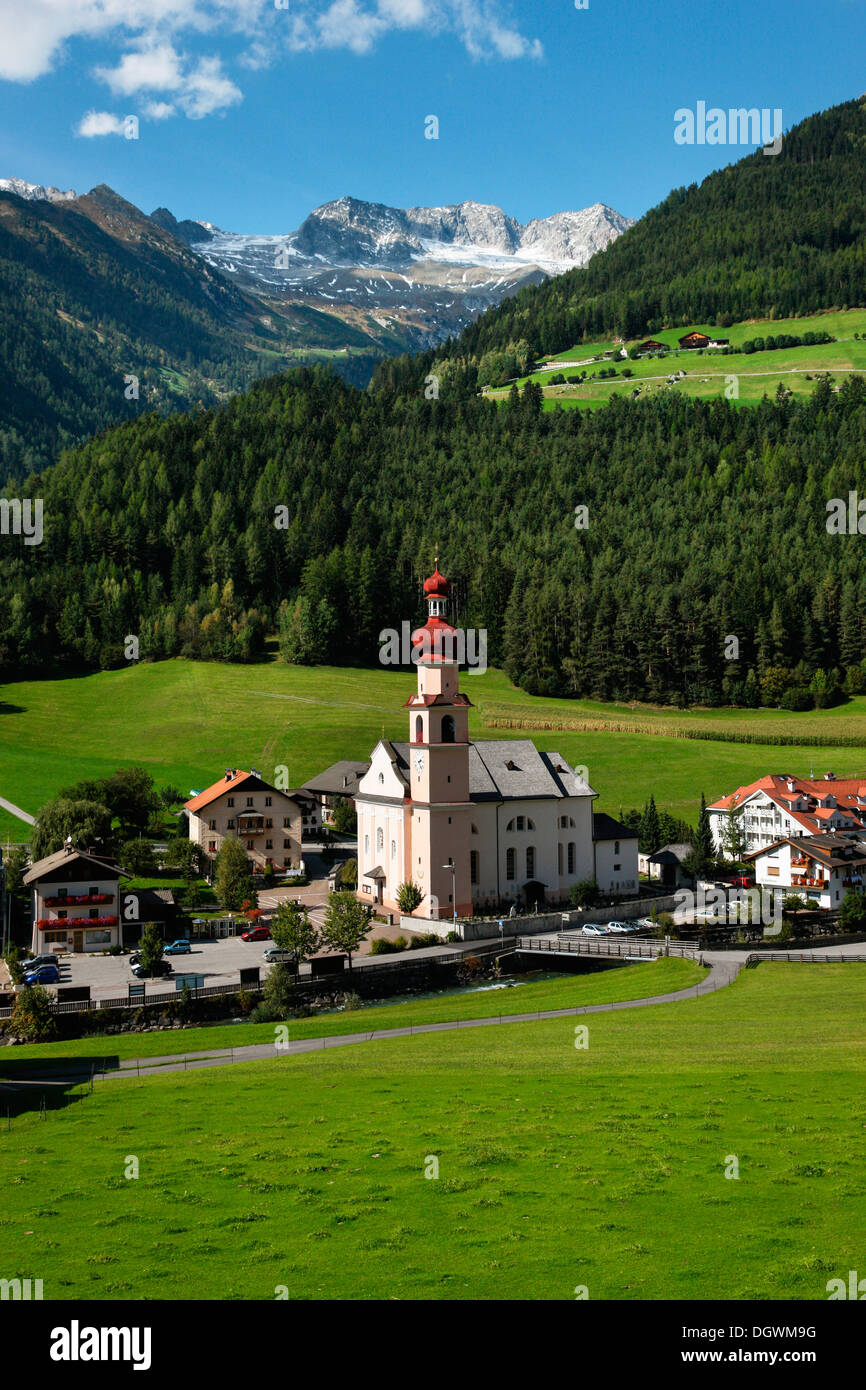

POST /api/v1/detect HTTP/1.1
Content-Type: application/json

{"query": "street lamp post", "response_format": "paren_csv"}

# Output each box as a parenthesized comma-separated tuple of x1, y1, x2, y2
(441, 862, 457, 927)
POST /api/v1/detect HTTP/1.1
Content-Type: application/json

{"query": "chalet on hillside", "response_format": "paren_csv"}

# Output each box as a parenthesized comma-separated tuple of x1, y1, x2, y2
(678, 332, 710, 349)
(636, 339, 665, 354)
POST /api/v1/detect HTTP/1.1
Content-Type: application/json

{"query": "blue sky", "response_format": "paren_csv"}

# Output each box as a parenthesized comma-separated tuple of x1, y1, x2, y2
(0, 0, 863, 232)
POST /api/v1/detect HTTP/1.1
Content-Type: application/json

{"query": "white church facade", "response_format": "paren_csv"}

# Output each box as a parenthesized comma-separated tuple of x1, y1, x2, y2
(355, 566, 635, 920)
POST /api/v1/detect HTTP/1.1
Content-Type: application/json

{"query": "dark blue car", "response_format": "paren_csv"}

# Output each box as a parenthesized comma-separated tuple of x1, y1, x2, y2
(24, 964, 60, 985)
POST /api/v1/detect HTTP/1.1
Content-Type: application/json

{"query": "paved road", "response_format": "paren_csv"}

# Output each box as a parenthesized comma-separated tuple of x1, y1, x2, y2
(0, 795, 34, 826)
(15, 953, 738, 1084)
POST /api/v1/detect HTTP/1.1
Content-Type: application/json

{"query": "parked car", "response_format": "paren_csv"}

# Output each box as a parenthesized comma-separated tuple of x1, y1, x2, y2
(131, 961, 173, 979)
(263, 947, 293, 962)
(241, 926, 271, 942)
(163, 939, 192, 955)
(21, 953, 59, 970)
(23, 964, 60, 985)
(581, 924, 607, 937)
(606, 921, 631, 933)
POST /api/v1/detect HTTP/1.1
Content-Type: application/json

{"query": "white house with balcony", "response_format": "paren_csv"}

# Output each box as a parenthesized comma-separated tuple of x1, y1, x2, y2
(745, 832, 866, 910)
(24, 847, 130, 954)
(709, 773, 866, 858)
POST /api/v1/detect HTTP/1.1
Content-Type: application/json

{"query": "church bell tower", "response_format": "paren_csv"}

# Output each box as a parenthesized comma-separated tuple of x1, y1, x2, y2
(404, 565, 474, 919)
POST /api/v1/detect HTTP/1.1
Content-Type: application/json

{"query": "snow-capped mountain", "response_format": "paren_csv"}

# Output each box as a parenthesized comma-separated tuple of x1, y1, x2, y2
(0, 177, 76, 203)
(186, 196, 633, 346)
(0, 177, 632, 351)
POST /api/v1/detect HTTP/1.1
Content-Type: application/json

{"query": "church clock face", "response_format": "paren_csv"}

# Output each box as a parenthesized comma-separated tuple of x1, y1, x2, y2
(414, 753, 425, 773)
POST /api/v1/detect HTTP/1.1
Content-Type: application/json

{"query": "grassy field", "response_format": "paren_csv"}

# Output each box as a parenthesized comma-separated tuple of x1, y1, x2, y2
(1, 962, 864, 1300)
(3, 662, 866, 841)
(485, 307, 866, 411)
(2, 957, 705, 1067)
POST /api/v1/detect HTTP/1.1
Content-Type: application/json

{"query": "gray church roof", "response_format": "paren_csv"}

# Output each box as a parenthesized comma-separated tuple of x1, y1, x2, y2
(388, 739, 595, 803)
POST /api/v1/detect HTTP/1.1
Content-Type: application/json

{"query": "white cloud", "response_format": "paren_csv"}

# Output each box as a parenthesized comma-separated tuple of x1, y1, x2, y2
(179, 55, 242, 117)
(0, 0, 542, 104)
(94, 41, 241, 120)
(76, 109, 127, 137)
(95, 44, 184, 96)
(141, 99, 177, 119)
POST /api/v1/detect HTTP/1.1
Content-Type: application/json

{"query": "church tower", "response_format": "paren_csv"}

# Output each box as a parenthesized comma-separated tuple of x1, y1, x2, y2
(404, 566, 474, 919)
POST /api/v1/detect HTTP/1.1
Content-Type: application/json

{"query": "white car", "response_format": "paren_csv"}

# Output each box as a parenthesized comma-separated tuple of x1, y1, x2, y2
(606, 921, 631, 933)
(581, 924, 607, 937)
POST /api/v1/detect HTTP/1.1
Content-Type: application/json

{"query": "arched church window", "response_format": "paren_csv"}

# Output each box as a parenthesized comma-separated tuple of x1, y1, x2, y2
(441, 714, 456, 743)
(506, 847, 515, 881)
(471, 823, 479, 835)
(415, 715, 423, 742)
(391, 839, 397, 860)
(526, 846, 535, 878)
(567, 842, 575, 874)
(506, 819, 515, 832)
(470, 851, 479, 885)
(377, 827, 384, 852)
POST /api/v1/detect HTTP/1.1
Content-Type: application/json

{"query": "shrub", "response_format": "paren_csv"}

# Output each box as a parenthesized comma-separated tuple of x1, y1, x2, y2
(339, 858, 358, 888)
(10, 985, 57, 1042)
(780, 686, 812, 711)
(408, 932, 440, 949)
(445, 930, 461, 943)
(369, 937, 398, 955)
(396, 881, 424, 913)
(342, 991, 362, 1011)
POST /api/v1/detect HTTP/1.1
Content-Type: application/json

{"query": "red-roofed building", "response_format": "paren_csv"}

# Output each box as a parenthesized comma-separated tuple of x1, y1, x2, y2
(708, 773, 866, 858)
(184, 769, 303, 875)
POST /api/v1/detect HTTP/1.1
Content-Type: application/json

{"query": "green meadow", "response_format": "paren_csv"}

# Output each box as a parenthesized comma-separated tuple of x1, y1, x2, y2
(485, 307, 866, 411)
(3, 661, 866, 840)
(2, 963, 864, 1300)
(2, 957, 705, 1067)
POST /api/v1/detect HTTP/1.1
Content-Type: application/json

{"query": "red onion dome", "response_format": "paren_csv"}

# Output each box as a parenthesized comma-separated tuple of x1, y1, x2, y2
(423, 566, 450, 598)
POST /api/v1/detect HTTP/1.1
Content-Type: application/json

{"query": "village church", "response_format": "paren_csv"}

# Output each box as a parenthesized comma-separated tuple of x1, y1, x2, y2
(355, 566, 636, 920)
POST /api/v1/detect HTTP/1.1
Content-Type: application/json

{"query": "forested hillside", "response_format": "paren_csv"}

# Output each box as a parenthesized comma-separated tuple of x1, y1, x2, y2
(444, 97, 866, 363)
(3, 367, 866, 710)
(0, 185, 380, 482)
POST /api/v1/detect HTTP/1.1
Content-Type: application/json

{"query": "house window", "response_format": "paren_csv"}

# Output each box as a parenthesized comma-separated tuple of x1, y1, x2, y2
(246, 840, 254, 850)
(526, 846, 535, 878)
(284, 839, 291, 849)
(558, 843, 563, 874)
(283, 818, 291, 828)
(471, 824, 478, 835)
(516, 816, 525, 831)
(506, 848, 515, 881)
(227, 797, 234, 807)
(379, 772, 385, 785)
(89, 886, 98, 896)
(266, 840, 273, 850)
(227, 819, 235, 829)
(560, 816, 567, 829)
(208, 842, 216, 853)
(246, 797, 254, 807)
(209, 820, 216, 831)
(470, 851, 479, 885)
(89, 908, 98, 920)
(614, 841, 620, 854)
(568, 843, 575, 874)
(266, 818, 273, 829)
(58, 909, 68, 921)
(614, 863, 621, 871)
(265, 796, 272, 807)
